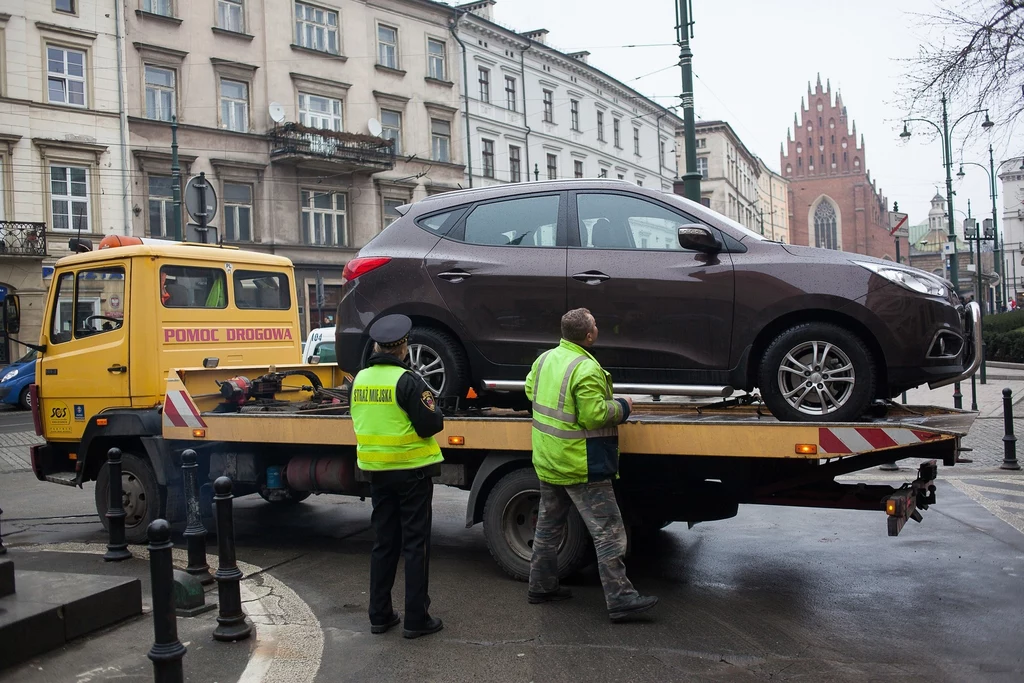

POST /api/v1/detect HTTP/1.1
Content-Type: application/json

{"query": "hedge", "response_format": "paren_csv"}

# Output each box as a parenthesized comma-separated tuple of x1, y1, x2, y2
(983, 330, 1024, 363)
(982, 309, 1024, 335)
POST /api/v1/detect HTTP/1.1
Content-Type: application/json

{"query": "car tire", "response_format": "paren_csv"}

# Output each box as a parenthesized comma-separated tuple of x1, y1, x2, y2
(759, 322, 876, 422)
(18, 386, 31, 411)
(407, 326, 470, 398)
(95, 451, 163, 544)
(482, 467, 591, 582)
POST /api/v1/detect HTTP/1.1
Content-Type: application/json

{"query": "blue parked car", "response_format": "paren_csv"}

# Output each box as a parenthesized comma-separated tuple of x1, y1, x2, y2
(0, 349, 36, 410)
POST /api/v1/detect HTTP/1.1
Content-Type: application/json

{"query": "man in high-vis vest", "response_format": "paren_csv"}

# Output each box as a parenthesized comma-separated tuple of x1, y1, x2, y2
(351, 314, 445, 639)
(526, 308, 658, 622)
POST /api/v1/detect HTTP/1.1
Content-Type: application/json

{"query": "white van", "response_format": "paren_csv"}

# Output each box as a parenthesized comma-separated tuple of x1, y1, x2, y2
(302, 327, 336, 364)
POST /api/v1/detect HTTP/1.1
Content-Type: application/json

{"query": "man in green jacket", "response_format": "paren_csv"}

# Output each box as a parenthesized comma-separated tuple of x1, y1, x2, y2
(525, 308, 658, 622)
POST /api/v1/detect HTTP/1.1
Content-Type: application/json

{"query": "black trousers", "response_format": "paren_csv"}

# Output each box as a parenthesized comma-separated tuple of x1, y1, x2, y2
(368, 467, 435, 628)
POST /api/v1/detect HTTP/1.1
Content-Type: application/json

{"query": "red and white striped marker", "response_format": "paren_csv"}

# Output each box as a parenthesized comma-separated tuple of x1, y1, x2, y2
(163, 375, 208, 429)
(818, 426, 939, 454)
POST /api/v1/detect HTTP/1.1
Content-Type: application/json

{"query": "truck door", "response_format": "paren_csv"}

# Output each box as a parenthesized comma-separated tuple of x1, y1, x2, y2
(39, 261, 130, 441)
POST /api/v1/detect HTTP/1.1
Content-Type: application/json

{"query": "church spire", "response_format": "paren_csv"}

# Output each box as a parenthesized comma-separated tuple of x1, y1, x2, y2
(816, 72, 822, 91)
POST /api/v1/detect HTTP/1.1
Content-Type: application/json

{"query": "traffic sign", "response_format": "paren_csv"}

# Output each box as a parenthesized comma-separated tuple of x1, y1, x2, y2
(184, 174, 218, 224)
(889, 211, 909, 237)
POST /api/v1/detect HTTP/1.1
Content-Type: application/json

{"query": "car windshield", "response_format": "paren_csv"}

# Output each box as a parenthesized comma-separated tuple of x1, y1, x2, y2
(661, 191, 769, 242)
(13, 349, 37, 365)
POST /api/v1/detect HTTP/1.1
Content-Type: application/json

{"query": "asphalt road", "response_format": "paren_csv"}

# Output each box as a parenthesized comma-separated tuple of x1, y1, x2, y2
(0, 405, 35, 435)
(3, 469, 1023, 682)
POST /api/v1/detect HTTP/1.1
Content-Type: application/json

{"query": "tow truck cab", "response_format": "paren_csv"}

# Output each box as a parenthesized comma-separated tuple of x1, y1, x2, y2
(6, 236, 302, 491)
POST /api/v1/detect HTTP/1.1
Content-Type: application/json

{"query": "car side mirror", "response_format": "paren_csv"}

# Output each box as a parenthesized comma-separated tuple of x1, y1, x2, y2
(677, 225, 721, 253)
(3, 295, 20, 335)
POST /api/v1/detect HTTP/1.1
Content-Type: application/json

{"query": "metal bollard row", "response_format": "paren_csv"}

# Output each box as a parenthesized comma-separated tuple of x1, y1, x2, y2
(147, 519, 187, 683)
(181, 450, 213, 585)
(213, 476, 252, 642)
(1002, 388, 1020, 471)
(0, 505, 6, 555)
(104, 448, 133, 562)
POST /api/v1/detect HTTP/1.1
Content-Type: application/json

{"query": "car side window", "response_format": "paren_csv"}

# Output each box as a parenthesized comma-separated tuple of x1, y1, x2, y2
(577, 193, 695, 250)
(415, 208, 466, 236)
(461, 195, 560, 247)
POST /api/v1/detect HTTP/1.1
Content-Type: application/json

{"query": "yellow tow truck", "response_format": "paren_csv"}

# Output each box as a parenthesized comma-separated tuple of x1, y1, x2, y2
(4, 237, 981, 580)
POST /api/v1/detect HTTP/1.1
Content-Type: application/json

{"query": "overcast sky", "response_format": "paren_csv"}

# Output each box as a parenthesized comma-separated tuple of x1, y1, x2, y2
(491, 0, 1021, 227)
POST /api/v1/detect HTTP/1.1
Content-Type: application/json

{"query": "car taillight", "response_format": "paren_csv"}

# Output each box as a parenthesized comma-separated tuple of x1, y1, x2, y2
(342, 256, 392, 283)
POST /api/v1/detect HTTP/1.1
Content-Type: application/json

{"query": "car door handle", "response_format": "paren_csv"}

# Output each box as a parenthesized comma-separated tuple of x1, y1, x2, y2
(572, 271, 611, 285)
(437, 270, 472, 283)
(108, 364, 127, 374)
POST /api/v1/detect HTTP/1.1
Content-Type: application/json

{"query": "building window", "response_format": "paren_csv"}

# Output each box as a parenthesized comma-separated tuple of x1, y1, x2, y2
(659, 138, 666, 166)
(697, 157, 708, 179)
(144, 65, 175, 121)
(223, 183, 253, 242)
(509, 145, 521, 182)
(220, 79, 249, 132)
(294, 2, 339, 54)
(47, 46, 86, 107)
(598, 168, 607, 178)
(50, 165, 89, 232)
(596, 110, 605, 141)
(546, 154, 557, 180)
(636, 179, 643, 187)
(377, 24, 398, 69)
(301, 189, 346, 246)
(633, 127, 640, 155)
(478, 67, 490, 102)
(613, 118, 621, 147)
(814, 200, 838, 250)
(696, 138, 706, 149)
(574, 160, 583, 178)
(382, 198, 404, 229)
(427, 38, 446, 80)
(481, 138, 495, 178)
(146, 175, 173, 238)
(570, 99, 580, 131)
(542, 89, 554, 123)
(144, 0, 172, 16)
(617, 173, 624, 180)
(55, 0, 75, 13)
(505, 76, 516, 111)
(381, 109, 401, 154)
(298, 92, 342, 131)
(431, 118, 451, 162)
(217, 0, 244, 32)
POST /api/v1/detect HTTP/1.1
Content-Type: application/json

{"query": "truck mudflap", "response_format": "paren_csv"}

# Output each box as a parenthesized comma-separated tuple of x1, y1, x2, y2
(884, 460, 937, 537)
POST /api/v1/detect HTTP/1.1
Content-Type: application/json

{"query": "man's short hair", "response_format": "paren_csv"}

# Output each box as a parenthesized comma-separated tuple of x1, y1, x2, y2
(561, 308, 593, 344)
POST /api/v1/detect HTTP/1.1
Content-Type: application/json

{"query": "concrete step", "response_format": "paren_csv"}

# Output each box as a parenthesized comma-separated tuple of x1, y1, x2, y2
(0, 570, 142, 671)
(0, 559, 12, 598)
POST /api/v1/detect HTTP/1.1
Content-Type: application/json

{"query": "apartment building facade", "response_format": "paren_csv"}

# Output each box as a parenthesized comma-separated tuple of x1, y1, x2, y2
(755, 156, 789, 243)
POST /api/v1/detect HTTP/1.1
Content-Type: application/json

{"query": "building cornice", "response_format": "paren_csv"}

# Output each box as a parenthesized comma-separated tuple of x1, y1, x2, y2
(35, 22, 98, 41)
(132, 42, 188, 61)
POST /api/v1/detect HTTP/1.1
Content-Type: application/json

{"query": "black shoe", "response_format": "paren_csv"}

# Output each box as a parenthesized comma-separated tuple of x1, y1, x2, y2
(403, 616, 443, 639)
(528, 587, 573, 604)
(370, 612, 401, 634)
(609, 595, 658, 622)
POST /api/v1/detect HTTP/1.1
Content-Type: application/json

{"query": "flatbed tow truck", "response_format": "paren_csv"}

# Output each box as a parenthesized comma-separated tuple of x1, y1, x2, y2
(11, 238, 982, 580)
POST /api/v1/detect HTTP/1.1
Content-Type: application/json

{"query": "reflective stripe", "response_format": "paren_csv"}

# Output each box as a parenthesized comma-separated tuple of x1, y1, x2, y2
(357, 443, 441, 462)
(532, 353, 585, 423)
(356, 432, 426, 446)
(532, 419, 617, 440)
(558, 356, 587, 411)
(605, 399, 622, 424)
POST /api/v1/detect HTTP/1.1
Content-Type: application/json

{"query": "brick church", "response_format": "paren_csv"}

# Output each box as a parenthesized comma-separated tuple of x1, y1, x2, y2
(781, 75, 896, 259)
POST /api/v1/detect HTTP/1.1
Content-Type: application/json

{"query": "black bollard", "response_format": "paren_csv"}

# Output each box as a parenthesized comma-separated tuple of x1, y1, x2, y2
(181, 450, 213, 585)
(1001, 388, 1021, 470)
(953, 382, 963, 410)
(980, 343, 987, 385)
(0, 506, 6, 555)
(212, 476, 252, 642)
(147, 519, 187, 683)
(104, 448, 132, 562)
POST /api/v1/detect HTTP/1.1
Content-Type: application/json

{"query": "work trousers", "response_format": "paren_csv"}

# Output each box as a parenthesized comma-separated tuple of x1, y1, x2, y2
(368, 467, 434, 628)
(529, 479, 638, 609)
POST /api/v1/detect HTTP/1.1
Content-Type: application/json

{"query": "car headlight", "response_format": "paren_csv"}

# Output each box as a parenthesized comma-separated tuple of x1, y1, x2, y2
(855, 261, 947, 297)
(1, 369, 18, 382)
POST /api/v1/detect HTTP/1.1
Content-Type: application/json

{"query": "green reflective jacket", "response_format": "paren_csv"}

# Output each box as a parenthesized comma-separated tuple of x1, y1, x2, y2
(525, 339, 630, 485)
(351, 364, 443, 472)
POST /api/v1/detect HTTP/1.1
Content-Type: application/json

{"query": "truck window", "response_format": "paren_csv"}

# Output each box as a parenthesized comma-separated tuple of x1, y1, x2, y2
(233, 270, 290, 310)
(50, 267, 126, 344)
(160, 266, 227, 309)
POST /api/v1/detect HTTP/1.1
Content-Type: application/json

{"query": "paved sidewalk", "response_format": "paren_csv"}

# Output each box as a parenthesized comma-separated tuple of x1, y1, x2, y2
(0, 431, 40, 474)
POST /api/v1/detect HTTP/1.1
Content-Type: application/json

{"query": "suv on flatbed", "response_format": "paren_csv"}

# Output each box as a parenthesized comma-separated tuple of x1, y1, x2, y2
(336, 179, 978, 422)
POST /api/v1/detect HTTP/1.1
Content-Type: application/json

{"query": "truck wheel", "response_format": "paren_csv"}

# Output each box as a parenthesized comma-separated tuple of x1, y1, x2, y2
(758, 322, 875, 422)
(482, 468, 591, 582)
(407, 326, 469, 398)
(95, 452, 163, 544)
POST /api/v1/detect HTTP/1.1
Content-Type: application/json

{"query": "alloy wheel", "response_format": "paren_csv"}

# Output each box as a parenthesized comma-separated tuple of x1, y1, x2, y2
(777, 340, 856, 416)
(408, 343, 446, 395)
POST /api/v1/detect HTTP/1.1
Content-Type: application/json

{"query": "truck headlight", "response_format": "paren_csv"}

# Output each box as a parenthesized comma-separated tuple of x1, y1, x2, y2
(1, 369, 18, 382)
(855, 261, 947, 297)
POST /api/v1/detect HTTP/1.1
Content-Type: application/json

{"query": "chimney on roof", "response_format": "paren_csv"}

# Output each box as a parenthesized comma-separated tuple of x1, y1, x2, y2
(568, 50, 590, 64)
(455, 0, 496, 20)
(522, 28, 549, 45)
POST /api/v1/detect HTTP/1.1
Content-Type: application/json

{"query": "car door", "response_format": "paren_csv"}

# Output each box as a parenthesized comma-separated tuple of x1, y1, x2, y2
(424, 192, 567, 367)
(566, 190, 735, 382)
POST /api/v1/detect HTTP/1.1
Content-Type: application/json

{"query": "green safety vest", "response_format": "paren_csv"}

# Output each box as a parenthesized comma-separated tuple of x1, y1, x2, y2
(526, 339, 624, 485)
(350, 364, 443, 472)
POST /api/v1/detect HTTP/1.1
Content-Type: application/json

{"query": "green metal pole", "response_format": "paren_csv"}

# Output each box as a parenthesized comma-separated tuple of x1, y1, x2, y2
(989, 144, 1002, 311)
(676, 0, 701, 202)
(171, 115, 182, 241)
(941, 95, 958, 292)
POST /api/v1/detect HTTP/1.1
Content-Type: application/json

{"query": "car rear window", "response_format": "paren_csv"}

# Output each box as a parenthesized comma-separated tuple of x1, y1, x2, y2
(415, 209, 465, 235)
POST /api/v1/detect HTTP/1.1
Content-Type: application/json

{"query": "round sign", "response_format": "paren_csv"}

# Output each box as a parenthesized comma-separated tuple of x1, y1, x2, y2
(184, 175, 218, 224)
(110, 295, 121, 309)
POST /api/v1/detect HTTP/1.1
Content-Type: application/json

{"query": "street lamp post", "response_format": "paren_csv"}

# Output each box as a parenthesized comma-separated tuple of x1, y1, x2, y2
(900, 95, 993, 294)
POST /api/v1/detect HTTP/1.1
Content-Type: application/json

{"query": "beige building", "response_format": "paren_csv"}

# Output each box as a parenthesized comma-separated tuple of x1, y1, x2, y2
(124, 0, 465, 335)
(675, 120, 761, 234)
(755, 156, 789, 243)
(0, 0, 132, 361)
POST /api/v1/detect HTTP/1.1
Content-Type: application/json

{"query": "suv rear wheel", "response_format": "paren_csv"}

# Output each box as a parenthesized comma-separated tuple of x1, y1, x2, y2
(407, 326, 470, 398)
(759, 322, 875, 422)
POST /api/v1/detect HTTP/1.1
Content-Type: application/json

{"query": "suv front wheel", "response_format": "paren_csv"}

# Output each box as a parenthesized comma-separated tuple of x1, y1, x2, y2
(758, 322, 876, 422)
(407, 326, 470, 399)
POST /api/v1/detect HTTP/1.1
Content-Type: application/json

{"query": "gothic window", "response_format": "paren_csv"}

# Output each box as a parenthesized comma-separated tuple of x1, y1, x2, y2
(798, 157, 803, 169)
(814, 200, 838, 250)
(820, 154, 824, 165)
(831, 135, 835, 144)
(818, 116, 822, 127)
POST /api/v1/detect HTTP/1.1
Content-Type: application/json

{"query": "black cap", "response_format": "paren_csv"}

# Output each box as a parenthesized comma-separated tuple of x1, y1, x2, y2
(369, 314, 412, 348)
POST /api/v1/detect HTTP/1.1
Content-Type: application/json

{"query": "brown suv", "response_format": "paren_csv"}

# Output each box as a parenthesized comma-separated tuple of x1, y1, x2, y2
(336, 179, 980, 421)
